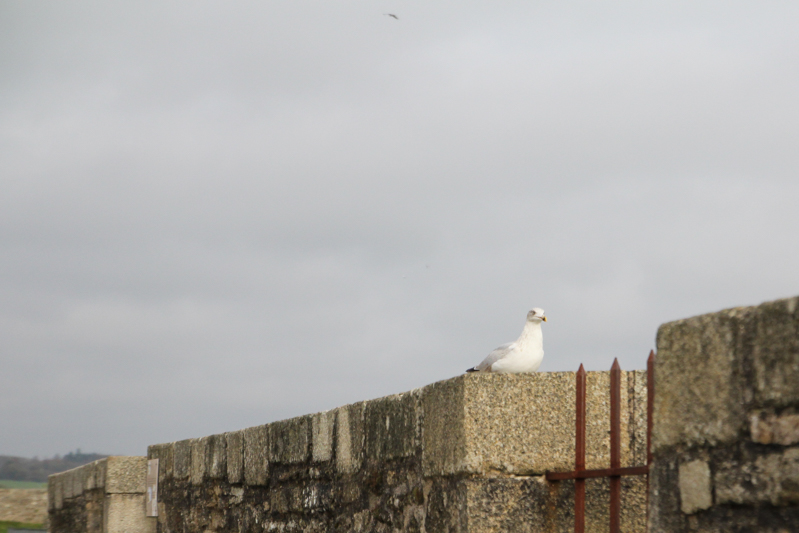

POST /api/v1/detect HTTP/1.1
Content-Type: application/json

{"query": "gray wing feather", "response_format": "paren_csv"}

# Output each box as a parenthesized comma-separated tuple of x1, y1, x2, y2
(474, 342, 515, 371)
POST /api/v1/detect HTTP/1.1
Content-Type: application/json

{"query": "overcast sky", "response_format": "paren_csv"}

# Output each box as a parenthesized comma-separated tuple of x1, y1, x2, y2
(2, 1, 799, 459)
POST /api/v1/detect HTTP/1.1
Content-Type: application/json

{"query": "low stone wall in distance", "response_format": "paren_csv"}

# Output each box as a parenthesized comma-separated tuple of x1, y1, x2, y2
(649, 295, 799, 532)
(0, 487, 47, 524)
(149, 370, 648, 533)
(47, 456, 155, 533)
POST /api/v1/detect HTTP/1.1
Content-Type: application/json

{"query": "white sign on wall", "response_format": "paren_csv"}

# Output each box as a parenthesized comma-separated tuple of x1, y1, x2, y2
(146, 458, 159, 517)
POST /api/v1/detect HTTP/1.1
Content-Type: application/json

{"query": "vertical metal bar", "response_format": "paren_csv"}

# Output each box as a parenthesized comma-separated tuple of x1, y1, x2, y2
(646, 350, 655, 526)
(647, 350, 654, 466)
(575, 364, 586, 533)
(610, 359, 621, 533)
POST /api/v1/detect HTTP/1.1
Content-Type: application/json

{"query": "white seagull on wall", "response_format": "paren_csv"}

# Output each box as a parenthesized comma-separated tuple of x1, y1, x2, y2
(466, 308, 547, 373)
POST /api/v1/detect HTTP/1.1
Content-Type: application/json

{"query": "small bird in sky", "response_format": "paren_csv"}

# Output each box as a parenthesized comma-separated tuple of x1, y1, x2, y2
(384, 13, 399, 20)
(466, 308, 547, 373)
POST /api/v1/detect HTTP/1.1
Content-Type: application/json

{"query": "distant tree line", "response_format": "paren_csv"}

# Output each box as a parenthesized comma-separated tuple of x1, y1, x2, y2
(0, 451, 108, 482)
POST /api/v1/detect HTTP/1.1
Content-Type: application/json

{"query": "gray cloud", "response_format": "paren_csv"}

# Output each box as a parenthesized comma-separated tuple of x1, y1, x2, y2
(2, 1, 799, 457)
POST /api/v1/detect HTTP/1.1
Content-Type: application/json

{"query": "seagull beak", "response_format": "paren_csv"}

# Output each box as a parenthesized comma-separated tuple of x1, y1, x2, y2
(542, 316, 547, 322)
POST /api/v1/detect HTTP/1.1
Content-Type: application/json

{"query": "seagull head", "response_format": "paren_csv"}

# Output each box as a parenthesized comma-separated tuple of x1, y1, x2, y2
(527, 308, 547, 323)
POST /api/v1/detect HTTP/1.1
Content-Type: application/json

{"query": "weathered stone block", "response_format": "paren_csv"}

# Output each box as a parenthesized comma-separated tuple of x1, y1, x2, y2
(106, 456, 147, 494)
(243, 424, 269, 485)
(147, 442, 174, 481)
(421, 375, 464, 477)
(750, 410, 799, 446)
(226, 430, 244, 484)
(749, 297, 799, 407)
(59, 468, 77, 500)
(47, 476, 56, 511)
(104, 493, 155, 533)
(48, 456, 152, 533)
(301, 483, 331, 511)
(654, 308, 748, 451)
(337, 403, 365, 474)
(208, 433, 227, 479)
(649, 296, 799, 531)
(715, 447, 799, 507)
(464, 476, 569, 533)
(779, 447, 799, 505)
(364, 390, 421, 461)
(51, 474, 64, 510)
(63, 467, 83, 499)
(269, 415, 310, 464)
(679, 459, 712, 514)
(173, 439, 192, 480)
(423, 371, 644, 476)
(190, 437, 210, 485)
(312, 410, 335, 462)
(85, 459, 106, 490)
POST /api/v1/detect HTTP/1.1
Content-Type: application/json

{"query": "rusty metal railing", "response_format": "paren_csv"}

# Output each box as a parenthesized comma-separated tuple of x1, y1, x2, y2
(545, 351, 655, 533)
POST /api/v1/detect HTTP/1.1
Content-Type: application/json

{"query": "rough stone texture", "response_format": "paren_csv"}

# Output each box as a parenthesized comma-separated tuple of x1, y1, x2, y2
(421, 374, 465, 477)
(0, 488, 48, 523)
(105, 493, 155, 533)
(269, 415, 311, 464)
(173, 439, 191, 481)
(106, 456, 147, 493)
(86, 459, 107, 491)
(243, 423, 269, 486)
(715, 447, 799, 506)
(750, 409, 799, 445)
(752, 296, 799, 407)
(463, 476, 572, 533)
(147, 442, 174, 481)
(424, 371, 646, 476)
(190, 436, 210, 485)
(48, 456, 155, 533)
(226, 430, 244, 483)
(678, 460, 712, 514)
(51, 474, 64, 510)
(336, 402, 365, 474)
(653, 308, 747, 451)
(649, 295, 799, 532)
(148, 369, 648, 533)
(312, 410, 335, 462)
(364, 390, 421, 461)
(209, 433, 228, 479)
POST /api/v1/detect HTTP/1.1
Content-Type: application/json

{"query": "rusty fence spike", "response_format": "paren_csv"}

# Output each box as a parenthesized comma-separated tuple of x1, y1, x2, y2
(575, 364, 586, 533)
(609, 358, 621, 533)
(646, 350, 655, 525)
(545, 357, 651, 533)
(647, 350, 655, 466)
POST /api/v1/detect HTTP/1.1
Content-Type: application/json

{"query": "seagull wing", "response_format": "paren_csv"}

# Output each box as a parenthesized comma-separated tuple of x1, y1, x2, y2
(471, 342, 515, 372)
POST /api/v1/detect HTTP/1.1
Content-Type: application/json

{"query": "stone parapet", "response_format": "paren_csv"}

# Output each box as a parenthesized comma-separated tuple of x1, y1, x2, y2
(47, 456, 155, 533)
(649, 295, 799, 532)
(148, 370, 648, 532)
(42, 294, 799, 531)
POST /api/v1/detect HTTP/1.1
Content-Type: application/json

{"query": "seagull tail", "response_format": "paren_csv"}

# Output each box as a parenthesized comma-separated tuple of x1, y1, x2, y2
(465, 367, 478, 373)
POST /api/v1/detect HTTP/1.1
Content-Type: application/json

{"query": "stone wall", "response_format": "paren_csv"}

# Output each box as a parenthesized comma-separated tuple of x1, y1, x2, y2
(48, 295, 799, 532)
(0, 488, 47, 524)
(649, 295, 799, 532)
(148, 371, 648, 533)
(47, 456, 155, 533)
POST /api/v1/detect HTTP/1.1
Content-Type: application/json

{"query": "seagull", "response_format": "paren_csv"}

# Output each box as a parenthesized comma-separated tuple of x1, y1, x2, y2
(384, 13, 399, 19)
(466, 308, 547, 373)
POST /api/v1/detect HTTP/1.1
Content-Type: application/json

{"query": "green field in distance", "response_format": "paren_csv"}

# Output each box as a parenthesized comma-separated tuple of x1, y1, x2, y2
(0, 520, 46, 533)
